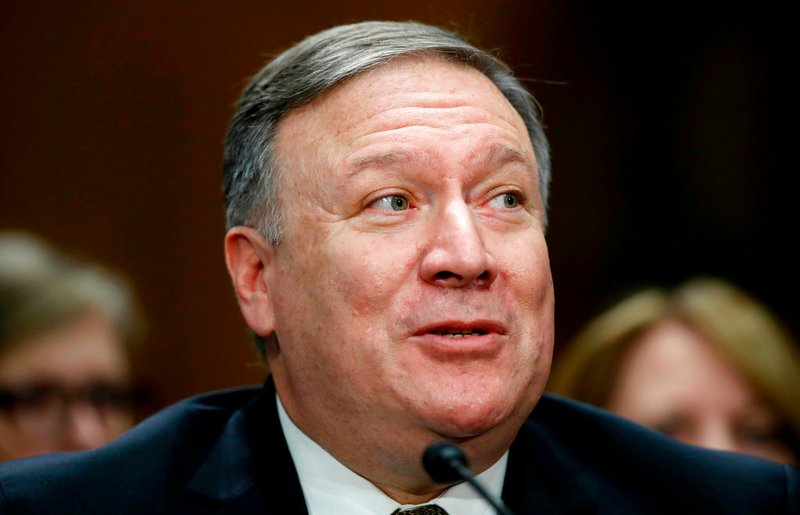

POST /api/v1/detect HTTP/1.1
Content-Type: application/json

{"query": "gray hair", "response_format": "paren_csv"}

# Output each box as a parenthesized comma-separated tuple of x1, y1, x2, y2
(223, 20, 551, 244)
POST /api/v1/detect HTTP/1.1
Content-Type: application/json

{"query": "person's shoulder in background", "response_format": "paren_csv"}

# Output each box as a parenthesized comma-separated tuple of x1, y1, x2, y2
(0, 386, 261, 514)
(518, 393, 799, 514)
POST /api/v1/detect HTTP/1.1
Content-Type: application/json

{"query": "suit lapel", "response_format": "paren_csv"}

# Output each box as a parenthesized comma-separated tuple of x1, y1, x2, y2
(184, 379, 309, 514)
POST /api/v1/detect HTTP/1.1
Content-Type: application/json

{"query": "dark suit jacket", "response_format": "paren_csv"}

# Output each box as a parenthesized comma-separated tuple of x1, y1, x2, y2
(0, 380, 797, 514)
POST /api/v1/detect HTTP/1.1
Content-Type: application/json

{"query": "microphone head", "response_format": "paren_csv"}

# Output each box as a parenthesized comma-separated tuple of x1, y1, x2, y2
(422, 441, 470, 483)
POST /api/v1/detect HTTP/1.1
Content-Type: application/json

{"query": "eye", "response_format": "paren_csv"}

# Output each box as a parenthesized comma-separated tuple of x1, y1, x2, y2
(370, 195, 409, 211)
(735, 418, 786, 446)
(489, 192, 521, 209)
(651, 417, 689, 438)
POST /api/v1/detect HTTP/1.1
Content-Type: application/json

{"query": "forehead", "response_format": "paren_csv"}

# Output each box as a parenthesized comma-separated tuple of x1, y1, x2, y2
(0, 313, 128, 385)
(274, 56, 533, 165)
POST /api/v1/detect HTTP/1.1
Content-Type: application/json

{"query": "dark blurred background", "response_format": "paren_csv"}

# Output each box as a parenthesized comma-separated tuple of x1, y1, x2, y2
(2, 2, 796, 411)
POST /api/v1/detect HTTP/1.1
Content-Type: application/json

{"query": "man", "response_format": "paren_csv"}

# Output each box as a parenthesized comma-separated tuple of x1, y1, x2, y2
(0, 20, 797, 514)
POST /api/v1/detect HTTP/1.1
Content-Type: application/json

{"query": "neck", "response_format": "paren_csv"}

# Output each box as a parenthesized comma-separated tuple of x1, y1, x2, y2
(270, 364, 521, 504)
(280, 399, 512, 504)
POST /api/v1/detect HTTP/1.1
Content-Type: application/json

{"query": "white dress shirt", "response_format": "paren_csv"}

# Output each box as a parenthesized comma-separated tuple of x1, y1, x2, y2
(277, 395, 508, 515)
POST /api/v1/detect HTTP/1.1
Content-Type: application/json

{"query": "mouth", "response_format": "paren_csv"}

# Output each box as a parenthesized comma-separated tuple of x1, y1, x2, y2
(415, 320, 506, 338)
(412, 321, 505, 357)
(429, 329, 488, 338)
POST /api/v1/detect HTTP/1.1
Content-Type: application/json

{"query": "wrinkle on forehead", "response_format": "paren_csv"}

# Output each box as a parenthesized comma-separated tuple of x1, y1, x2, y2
(280, 55, 526, 140)
(342, 92, 524, 142)
(346, 142, 533, 180)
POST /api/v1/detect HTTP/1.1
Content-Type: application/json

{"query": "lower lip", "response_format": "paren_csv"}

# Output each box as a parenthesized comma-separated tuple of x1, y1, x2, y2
(412, 332, 503, 357)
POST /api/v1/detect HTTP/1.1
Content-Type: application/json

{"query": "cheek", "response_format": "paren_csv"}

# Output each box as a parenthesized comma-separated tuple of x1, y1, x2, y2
(503, 233, 554, 371)
(328, 232, 421, 318)
(501, 233, 552, 308)
(275, 228, 418, 336)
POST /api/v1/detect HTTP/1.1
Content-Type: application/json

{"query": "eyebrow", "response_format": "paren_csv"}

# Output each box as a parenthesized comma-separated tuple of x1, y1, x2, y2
(347, 143, 533, 177)
(473, 143, 533, 171)
(347, 150, 434, 177)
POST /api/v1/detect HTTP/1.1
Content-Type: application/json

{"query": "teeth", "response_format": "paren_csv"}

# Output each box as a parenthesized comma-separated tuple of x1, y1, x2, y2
(434, 330, 486, 338)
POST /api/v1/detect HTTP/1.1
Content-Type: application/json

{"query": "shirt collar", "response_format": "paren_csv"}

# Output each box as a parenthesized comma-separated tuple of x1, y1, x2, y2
(277, 394, 508, 515)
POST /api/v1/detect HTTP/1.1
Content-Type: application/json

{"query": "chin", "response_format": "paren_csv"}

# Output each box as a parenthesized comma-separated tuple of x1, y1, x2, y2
(398, 370, 542, 438)
(422, 394, 521, 438)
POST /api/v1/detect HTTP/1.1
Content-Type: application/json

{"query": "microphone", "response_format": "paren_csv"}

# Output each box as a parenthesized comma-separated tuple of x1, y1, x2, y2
(422, 441, 515, 515)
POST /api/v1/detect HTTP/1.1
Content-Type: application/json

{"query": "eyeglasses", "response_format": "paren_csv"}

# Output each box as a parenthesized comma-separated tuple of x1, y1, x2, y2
(0, 381, 136, 439)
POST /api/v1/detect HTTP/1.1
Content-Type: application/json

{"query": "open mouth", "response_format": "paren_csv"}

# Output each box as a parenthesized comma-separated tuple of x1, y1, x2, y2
(429, 329, 488, 338)
(415, 320, 505, 339)
(415, 322, 504, 356)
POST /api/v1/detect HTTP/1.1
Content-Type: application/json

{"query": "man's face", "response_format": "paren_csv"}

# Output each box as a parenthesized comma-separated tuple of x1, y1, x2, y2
(263, 57, 553, 450)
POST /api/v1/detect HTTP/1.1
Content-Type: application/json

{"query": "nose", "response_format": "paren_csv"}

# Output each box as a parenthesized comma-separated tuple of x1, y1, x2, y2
(419, 199, 497, 288)
(59, 403, 110, 451)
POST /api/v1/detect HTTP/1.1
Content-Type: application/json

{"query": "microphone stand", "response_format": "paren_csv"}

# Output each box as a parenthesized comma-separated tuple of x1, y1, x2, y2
(422, 441, 515, 515)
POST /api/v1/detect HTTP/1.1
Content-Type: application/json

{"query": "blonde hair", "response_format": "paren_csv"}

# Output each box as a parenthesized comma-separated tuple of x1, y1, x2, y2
(548, 277, 800, 439)
(0, 232, 144, 356)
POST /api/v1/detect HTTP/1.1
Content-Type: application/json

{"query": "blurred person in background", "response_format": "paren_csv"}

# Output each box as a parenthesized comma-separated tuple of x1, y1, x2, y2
(548, 276, 800, 465)
(0, 231, 144, 462)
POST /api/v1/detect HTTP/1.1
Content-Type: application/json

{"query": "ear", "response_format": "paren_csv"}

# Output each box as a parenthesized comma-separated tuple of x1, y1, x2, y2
(224, 226, 276, 338)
